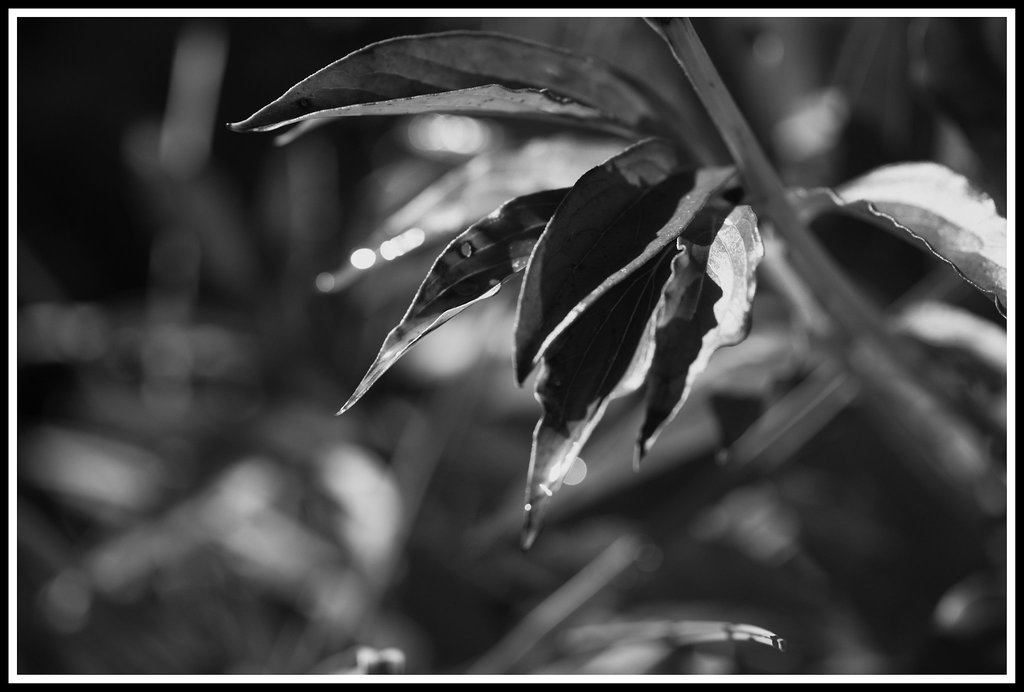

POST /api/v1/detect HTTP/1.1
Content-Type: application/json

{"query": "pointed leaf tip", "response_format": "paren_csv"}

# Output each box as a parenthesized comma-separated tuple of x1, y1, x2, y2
(338, 188, 566, 415)
(227, 31, 683, 140)
(633, 440, 650, 471)
(520, 245, 678, 546)
(520, 505, 542, 551)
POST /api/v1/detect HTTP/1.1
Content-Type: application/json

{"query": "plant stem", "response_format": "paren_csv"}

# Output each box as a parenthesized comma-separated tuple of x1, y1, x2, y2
(645, 18, 888, 343)
(466, 535, 642, 673)
(645, 17, 1002, 523)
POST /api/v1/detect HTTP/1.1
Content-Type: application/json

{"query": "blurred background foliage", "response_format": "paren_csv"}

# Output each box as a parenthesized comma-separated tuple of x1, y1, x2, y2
(15, 16, 1007, 675)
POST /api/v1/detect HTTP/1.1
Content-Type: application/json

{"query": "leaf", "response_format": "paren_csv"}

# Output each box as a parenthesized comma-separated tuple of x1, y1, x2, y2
(466, 326, 806, 550)
(514, 138, 736, 384)
(337, 188, 567, 415)
(636, 205, 763, 466)
(610, 307, 660, 399)
(366, 136, 628, 250)
(228, 31, 680, 139)
(791, 163, 1007, 308)
(564, 620, 786, 654)
(521, 247, 677, 550)
(324, 136, 627, 294)
(894, 301, 1006, 377)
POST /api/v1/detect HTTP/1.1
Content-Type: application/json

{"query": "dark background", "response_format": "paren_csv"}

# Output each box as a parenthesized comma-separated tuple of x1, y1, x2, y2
(15, 16, 1008, 675)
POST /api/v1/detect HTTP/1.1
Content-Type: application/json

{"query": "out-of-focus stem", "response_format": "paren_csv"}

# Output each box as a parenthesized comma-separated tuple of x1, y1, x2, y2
(467, 535, 642, 673)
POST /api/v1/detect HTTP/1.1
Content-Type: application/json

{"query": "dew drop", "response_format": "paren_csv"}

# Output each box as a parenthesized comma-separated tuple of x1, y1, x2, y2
(315, 272, 336, 293)
(458, 241, 474, 258)
(350, 248, 376, 270)
(540, 88, 575, 105)
(378, 240, 397, 261)
(563, 456, 587, 486)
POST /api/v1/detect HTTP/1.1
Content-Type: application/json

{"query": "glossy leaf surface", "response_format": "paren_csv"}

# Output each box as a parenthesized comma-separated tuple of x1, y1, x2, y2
(793, 163, 1007, 308)
(514, 138, 735, 383)
(338, 189, 567, 415)
(229, 31, 679, 139)
(522, 247, 676, 549)
(637, 205, 763, 466)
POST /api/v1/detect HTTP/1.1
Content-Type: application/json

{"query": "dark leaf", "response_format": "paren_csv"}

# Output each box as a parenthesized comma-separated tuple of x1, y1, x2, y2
(467, 325, 808, 549)
(514, 138, 736, 383)
(265, 84, 611, 144)
(228, 31, 680, 139)
(792, 163, 1007, 309)
(636, 205, 763, 466)
(337, 189, 567, 415)
(521, 247, 677, 549)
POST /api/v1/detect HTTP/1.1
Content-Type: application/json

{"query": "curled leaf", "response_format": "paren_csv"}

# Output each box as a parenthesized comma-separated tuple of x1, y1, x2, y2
(514, 137, 736, 383)
(636, 205, 763, 466)
(522, 247, 676, 549)
(338, 188, 567, 415)
(792, 162, 1007, 308)
(228, 31, 681, 139)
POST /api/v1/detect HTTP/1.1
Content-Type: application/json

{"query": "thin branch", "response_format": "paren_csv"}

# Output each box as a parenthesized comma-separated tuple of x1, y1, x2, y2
(466, 535, 642, 674)
(644, 18, 1002, 524)
(644, 18, 890, 343)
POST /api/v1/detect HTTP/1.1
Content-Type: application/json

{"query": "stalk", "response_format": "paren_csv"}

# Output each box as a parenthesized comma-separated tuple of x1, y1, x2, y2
(646, 18, 889, 342)
(645, 18, 1002, 523)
